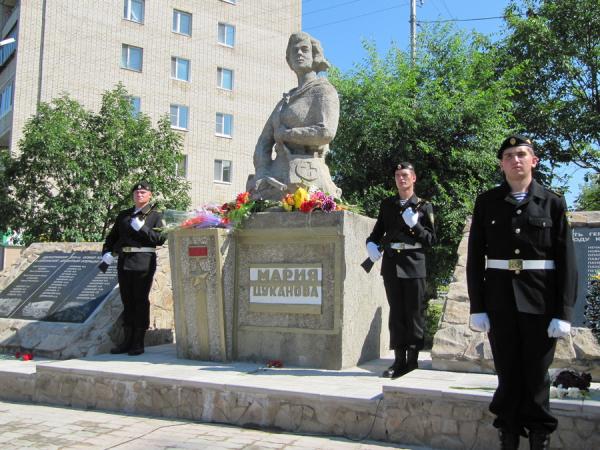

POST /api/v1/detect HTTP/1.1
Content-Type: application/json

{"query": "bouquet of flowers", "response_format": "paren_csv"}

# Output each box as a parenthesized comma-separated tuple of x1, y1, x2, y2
(549, 369, 592, 399)
(161, 192, 278, 234)
(281, 186, 346, 213)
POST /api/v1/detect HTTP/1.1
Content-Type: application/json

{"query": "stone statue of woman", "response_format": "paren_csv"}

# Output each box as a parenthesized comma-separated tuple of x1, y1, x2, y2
(247, 32, 341, 200)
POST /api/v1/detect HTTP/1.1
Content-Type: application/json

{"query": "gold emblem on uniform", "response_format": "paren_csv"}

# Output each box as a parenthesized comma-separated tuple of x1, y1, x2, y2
(509, 137, 516, 145)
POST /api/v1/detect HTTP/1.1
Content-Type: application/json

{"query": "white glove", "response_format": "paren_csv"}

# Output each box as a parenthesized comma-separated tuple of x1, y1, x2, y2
(402, 208, 419, 228)
(131, 216, 145, 231)
(548, 318, 571, 338)
(102, 252, 114, 265)
(470, 313, 490, 333)
(366, 242, 382, 262)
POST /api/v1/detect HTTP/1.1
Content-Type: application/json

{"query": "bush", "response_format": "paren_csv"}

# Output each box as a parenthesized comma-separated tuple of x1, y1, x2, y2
(424, 300, 444, 349)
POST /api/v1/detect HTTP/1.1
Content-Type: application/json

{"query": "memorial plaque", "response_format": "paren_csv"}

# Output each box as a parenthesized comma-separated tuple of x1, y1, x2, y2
(0, 251, 118, 323)
(572, 227, 600, 326)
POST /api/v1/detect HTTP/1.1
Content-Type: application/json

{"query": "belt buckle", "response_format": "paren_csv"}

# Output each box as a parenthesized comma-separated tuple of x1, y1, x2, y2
(508, 259, 523, 271)
(396, 243, 406, 253)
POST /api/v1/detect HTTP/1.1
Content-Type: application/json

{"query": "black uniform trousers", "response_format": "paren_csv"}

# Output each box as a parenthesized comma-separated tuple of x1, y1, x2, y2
(117, 265, 156, 330)
(487, 304, 558, 435)
(382, 275, 426, 351)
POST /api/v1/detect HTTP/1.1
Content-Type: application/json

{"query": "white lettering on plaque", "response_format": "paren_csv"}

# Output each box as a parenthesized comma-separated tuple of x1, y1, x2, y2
(249, 266, 322, 305)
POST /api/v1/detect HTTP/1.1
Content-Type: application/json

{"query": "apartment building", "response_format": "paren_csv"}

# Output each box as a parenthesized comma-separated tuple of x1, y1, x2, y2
(0, 0, 301, 205)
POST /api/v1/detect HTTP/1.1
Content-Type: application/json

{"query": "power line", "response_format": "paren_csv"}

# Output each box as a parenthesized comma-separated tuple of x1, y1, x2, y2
(305, 4, 408, 31)
(303, 0, 367, 17)
(418, 15, 507, 24)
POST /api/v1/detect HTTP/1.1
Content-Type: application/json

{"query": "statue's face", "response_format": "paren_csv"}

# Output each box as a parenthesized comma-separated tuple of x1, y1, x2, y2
(289, 38, 313, 73)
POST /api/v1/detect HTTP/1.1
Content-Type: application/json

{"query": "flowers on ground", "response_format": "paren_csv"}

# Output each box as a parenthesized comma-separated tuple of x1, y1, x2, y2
(549, 369, 592, 399)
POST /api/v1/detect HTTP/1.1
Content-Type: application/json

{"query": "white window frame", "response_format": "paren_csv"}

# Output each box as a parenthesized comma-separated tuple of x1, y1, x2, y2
(215, 113, 233, 138)
(214, 159, 232, 183)
(170, 104, 189, 130)
(217, 67, 233, 91)
(218, 22, 235, 47)
(121, 44, 143, 71)
(171, 57, 190, 82)
(172, 9, 192, 36)
(130, 96, 141, 116)
(124, 0, 144, 23)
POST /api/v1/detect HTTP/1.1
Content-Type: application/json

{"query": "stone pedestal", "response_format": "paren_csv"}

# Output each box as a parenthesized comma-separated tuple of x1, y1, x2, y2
(168, 211, 390, 369)
(168, 228, 230, 361)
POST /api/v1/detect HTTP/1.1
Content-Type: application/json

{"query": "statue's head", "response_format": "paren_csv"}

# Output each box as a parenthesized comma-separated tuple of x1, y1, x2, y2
(286, 32, 330, 74)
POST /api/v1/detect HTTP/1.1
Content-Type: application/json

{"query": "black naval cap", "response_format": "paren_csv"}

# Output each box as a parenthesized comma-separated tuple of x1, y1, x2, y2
(393, 161, 415, 174)
(497, 134, 534, 159)
(131, 180, 152, 193)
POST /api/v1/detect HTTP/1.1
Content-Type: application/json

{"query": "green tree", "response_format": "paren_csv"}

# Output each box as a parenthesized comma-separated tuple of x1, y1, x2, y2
(2, 84, 190, 244)
(329, 26, 516, 287)
(503, 0, 600, 175)
(576, 174, 600, 210)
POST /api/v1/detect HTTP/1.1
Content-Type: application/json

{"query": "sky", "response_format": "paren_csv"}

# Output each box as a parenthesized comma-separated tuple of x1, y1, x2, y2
(301, 0, 587, 207)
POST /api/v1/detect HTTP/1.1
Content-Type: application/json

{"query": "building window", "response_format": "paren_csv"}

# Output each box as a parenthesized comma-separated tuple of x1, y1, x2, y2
(214, 159, 232, 183)
(130, 96, 141, 116)
(216, 113, 233, 137)
(221, 0, 237, 4)
(0, 82, 12, 118)
(172, 9, 192, 36)
(176, 155, 188, 178)
(121, 44, 143, 71)
(0, 27, 16, 68)
(170, 104, 189, 130)
(171, 57, 190, 81)
(217, 67, 233, 90)
(124, 0, 144, 23)
(218, 23, 235, 47)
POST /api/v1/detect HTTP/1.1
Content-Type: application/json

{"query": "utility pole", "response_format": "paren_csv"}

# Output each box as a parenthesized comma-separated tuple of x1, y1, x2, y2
(410, 0, 417, 64)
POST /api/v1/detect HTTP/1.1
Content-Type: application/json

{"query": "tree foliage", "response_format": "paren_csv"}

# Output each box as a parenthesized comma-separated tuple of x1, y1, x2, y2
(576, 174, 600, 211)
(1, 84, 190, 244)
(502, 0, 600, 174)
(328, 25, 516, 288)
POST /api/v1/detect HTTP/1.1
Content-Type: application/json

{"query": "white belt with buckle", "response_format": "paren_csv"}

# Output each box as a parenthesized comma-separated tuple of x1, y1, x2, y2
(121, 247, 156, 253)
(389, 242, 422, 250)
(486, 259, 555, 270)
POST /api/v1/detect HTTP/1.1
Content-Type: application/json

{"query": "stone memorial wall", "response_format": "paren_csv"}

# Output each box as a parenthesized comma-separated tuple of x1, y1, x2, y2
(0, 242, 174, 358)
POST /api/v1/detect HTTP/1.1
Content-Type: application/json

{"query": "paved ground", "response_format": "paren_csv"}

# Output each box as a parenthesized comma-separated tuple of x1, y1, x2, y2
(0, 400, 433, 450)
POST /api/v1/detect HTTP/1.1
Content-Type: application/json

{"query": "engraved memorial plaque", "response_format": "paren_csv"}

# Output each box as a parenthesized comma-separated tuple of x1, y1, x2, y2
(0, 251, 118, 323)
(572, 227, 600, 326)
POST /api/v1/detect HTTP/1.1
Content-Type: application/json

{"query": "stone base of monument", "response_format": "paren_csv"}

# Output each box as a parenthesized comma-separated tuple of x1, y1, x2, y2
(432, 213, 600, 381)
(168, 211, 390, 369)
(0, 346, 598, 450)
(0, 243, 174, 359)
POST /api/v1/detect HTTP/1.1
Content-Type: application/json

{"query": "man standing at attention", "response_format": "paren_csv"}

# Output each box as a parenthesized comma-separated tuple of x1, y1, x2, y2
(101, 181, 166, 356)
(366, 162, 436, 379)
(467, 135, 577, 450)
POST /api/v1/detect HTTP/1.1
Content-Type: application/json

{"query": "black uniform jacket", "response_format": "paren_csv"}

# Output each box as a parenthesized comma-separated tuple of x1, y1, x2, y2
(102, 205, 166, 271)
(467, 180, 577, 321)
(367, 194, 436, 279)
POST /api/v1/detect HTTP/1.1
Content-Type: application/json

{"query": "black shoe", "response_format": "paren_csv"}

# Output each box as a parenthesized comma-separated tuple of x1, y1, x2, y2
(128, 329, 146, 356)
(110, 326, 133, 354)
(498, 428, 520, 450)
(529, 431, 550, 450)
(406, 348, 419, 373)
(382, 348, 408, 378)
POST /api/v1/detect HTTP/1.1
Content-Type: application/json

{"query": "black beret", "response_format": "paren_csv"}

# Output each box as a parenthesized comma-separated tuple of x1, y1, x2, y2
(131, 180, 152, 193)
(393, 161, 415, 174)
(497, 134, 534, 159)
